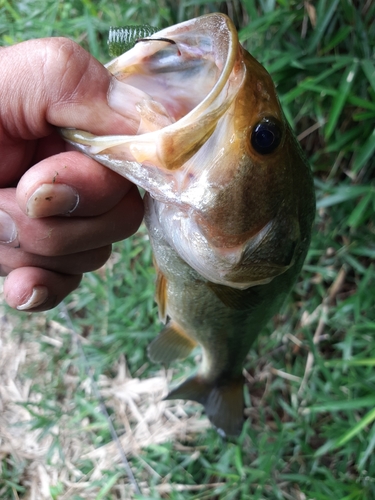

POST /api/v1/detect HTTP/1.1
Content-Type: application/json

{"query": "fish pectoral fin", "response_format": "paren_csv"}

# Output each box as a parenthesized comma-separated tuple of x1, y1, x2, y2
(165, 376, 245, 437)
(207, 282, 262, 310)
(147, 321, 197, 365)
(241, 212, 300, 272)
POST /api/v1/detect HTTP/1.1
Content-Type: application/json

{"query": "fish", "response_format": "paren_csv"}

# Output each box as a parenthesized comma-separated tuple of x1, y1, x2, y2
(61, 13, 315, 436)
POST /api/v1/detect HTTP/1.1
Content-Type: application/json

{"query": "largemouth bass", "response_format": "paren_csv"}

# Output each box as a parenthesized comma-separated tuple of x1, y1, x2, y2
(62, 13, 315, 436)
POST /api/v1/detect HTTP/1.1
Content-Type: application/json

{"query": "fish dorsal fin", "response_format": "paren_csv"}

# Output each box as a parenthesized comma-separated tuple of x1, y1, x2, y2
(154, 267, 168, 322)
(147, 321, 197, 365)
(165, 375, 245, 436)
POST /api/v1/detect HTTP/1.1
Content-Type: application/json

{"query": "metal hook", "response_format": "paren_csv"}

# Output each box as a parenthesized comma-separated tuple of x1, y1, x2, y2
(135, 37, 181, 55)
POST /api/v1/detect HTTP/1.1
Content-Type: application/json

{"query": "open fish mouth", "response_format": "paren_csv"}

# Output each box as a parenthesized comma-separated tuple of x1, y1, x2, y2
(104, 19, 237, 131)
(61, 14, 244, 177)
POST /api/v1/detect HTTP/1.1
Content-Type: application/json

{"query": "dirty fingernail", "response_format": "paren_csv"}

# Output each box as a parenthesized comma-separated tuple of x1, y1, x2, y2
(108, 79, 134, 115)
(108, 78, 143, 130)
(0, 210, 18, 244)
(27, 184, 79, 218)
(17, 286, 49, 311)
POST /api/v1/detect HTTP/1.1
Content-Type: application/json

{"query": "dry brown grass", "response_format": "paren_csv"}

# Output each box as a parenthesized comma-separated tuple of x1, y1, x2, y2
(0, 302, 210, 499)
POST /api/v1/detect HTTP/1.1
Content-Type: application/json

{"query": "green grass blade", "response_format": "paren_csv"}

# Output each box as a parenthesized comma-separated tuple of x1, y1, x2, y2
(325, 61, 359, 139)
(353, 111, 375, 120)
(325, 358, 375, 367)
(305, 396, 375, 413)
(361, 59, 375, 93)
(347, 191, 373, 228)
(358, 423, 375, 471)
(281, 60, 350, 105)
(348, 95, 375, 111)
(307, 0, 340, 54)
(84, 6, 100, 59)
(239, 10, 283, 41)
(2, 0, 21, 21)
(352, 128, 375, 173)
(95, 473, 122, 500)
(316, 185, 372, 208)
(315, 407, 375, 456)
(335, 407, 375, 447)
(320, 25, 352, 54)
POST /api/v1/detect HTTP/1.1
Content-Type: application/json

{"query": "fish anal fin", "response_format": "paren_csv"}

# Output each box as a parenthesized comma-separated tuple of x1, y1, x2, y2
(154, 267, 168, 323)
(165, 376, 245, 436)
(147, 321, 197, 365)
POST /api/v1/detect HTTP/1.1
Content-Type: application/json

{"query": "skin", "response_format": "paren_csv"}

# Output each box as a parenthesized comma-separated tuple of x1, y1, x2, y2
(0, 38, 144, 311)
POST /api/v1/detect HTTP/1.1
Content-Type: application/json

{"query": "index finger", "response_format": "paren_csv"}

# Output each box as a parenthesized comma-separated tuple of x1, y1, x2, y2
(16, 150, 140, 218)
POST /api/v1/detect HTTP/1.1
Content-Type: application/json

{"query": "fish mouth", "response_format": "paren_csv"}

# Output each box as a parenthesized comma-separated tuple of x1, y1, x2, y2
(61, 14, 244, 179)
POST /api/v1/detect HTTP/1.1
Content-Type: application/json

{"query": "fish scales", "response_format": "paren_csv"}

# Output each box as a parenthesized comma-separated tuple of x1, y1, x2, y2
(62, 13, 315, 436)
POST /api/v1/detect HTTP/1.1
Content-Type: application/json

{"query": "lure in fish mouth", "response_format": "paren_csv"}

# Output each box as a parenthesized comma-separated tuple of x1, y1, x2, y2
(62, 14, 315, 436)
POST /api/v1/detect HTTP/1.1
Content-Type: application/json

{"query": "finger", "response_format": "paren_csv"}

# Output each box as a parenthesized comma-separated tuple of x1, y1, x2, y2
(0, 243, 112, 276)
(2, 38, 134, 136)
(3, 267, 82, 312)
(16, 150, 139, 218)
(1, 38, 136, 184)
(2, 186, 143, 256)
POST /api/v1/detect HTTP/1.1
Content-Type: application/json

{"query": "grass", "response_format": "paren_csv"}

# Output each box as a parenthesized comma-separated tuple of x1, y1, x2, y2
(1, 0, 375, 498)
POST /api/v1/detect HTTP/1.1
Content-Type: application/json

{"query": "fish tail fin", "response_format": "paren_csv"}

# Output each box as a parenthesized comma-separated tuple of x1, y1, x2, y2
(165, 375, 245, 436)
(148, 321, 197, 365)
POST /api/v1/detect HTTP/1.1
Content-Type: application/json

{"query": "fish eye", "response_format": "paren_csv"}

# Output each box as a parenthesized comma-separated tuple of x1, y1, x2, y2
(251, 118, 282, 155)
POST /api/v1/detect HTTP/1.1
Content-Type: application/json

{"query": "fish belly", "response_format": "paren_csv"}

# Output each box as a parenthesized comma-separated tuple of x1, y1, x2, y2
(145, 196, 272, 435)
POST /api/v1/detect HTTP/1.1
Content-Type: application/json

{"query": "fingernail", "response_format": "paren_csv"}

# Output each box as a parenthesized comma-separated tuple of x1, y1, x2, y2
(17, 285, 49, 311)
(108, 78, 145, 128)
(0, 209, 18, 244)
(27, 184, 79, 218)
(108, 79, 134, 115)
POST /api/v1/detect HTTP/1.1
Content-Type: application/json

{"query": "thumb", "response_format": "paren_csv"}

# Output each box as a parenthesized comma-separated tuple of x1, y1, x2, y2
(1, 37, 131, 138)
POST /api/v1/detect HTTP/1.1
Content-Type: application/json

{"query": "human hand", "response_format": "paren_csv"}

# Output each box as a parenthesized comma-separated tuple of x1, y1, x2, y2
(0, 38, 144, 311)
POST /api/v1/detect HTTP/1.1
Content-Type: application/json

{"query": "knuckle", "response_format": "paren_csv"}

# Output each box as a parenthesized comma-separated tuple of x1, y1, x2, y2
(42, 38, 92, 106)
(33, 227, 66, 257)
(90, 245, 112, 270)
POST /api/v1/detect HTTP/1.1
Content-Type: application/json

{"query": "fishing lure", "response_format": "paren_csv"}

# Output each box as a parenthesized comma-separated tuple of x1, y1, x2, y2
(108, 25, 159, 56)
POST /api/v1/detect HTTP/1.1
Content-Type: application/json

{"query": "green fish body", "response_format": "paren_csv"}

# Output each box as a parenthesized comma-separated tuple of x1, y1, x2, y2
(62, 14, 315, 435)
